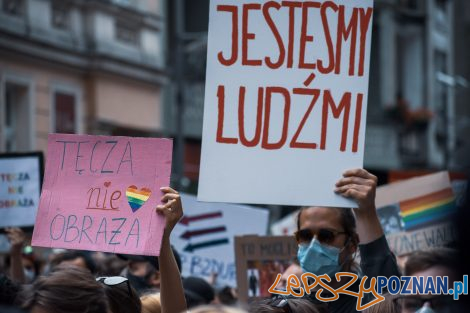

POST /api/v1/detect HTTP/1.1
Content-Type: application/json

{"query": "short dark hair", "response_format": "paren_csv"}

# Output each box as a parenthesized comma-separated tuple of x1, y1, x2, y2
(21, 266, 108, 313)
(100, 278, 141, 313)
(404, 248, 459, 276)
(52, 250, 97, 274)
(249, 298, 328, 313)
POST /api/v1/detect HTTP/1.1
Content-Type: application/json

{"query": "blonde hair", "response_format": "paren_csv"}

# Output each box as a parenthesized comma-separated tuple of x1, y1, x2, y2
(140, 293, 161, 313)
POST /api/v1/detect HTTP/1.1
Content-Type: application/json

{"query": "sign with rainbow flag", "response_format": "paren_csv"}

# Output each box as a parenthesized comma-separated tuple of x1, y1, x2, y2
(376, 172, 457, 234)
(32, 134, 173, 256)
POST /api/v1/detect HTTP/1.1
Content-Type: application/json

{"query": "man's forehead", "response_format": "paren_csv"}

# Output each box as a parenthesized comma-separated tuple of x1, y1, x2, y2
(300, 207, 343, 227)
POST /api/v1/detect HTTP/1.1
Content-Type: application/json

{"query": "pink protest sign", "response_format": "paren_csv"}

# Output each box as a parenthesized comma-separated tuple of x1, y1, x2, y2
(32, 134, 173, 256)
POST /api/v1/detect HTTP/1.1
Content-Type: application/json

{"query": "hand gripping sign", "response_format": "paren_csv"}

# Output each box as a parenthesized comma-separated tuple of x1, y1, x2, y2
(198, 0, 374, 207)
(32, 134, 173, 256)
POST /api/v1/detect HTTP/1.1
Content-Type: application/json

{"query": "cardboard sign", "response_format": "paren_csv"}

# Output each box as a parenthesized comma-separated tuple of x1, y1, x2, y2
(376, 172, 456, 232)
(386, 222, 457, 256)
(171, 193, 269, 287)
(32, 134, 172, 256)
(198, 0, 374, 207)
(235, 235, 298, 303)
(0, 153, 43, 228)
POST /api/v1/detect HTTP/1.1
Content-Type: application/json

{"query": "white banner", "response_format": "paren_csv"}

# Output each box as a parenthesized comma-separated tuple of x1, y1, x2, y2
(171, 193, 269, 287)
(0, 154, 41, 227)
(199, 0, 374, 207)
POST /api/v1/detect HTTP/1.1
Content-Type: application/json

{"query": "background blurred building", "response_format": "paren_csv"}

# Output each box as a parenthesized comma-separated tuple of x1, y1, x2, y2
(1, 0, 469, 189)
(0, 0, 167, 152)
(165, 0, 470, 191)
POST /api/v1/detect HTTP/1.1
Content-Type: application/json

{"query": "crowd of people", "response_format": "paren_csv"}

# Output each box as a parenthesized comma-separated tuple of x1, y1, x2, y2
(0, 169, 467, 313)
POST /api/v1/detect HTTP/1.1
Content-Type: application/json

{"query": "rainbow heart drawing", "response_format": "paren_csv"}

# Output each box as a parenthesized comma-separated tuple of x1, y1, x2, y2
(126, 185, 151, 212)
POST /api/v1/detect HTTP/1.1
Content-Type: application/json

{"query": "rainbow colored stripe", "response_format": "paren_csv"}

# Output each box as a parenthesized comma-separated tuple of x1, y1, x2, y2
(126, 186, 151, 212)
(400, 188, 456, 230)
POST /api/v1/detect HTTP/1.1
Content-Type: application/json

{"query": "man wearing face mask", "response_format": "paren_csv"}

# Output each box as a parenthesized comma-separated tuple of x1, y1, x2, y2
(294, 168, 401, 313)
(118, 245, 182, 295)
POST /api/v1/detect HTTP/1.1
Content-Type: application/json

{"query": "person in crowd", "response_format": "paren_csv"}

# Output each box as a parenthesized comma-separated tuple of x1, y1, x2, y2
(404, 248, 459, 282)
(94, 253, 128, 276)
(5, 227, 27, 283)
(364, 294, 400, 313)
(393, 248, 461, 313)
(214, 286, 238, 306)
(141, 293, 161, 313)
(276, 262, 303, 291)
(190, 304, 247, 313)
(183, 276, 216, 308)
(294, 168, 401, 312)
(118, 245, 181, 295)
(20, 265, 108, 313)
(96, 275, 142, 313)
(50, 250, 97, 274)
(249, 297, 328, 313)
(0, 274, 22, 309)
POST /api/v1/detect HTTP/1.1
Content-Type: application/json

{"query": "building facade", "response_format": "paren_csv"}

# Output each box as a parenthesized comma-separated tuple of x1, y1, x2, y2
(0, 0, 168, 153)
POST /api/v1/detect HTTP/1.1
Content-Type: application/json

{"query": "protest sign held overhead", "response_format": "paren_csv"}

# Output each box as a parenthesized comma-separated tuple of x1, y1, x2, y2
(32, 134, 173, 256)
(386, 222, 457, 256)
(199, 0, 374, 207)
(0, 153, 43, 228)
(375, 171, 458, 255)
(171, 193, 269, 287)
(235, 235, 298, 303)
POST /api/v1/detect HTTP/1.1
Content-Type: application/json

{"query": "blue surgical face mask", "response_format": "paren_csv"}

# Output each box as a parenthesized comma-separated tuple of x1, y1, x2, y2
(297, 238, 343, 276)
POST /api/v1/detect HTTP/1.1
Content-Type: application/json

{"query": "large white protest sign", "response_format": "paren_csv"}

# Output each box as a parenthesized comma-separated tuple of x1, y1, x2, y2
(0, 153, 42, 228)
(171, 193, 269, 287)
(199, 0, 374, 207)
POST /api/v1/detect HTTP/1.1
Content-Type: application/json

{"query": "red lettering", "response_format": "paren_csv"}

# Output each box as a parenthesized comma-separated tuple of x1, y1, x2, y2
(290, 88, 320, 149)
(242, 3, 262, 66)
(352, 93, 363, 153)
(281, 1, 302, 68)
(321, 90, 352, 152)
(263, 1, 285, 69)
(238, 87, 264, 147)
(336, 6, 358, 75)
(317, 1, 337, 74)
(216, 85, 238, 144)
(299, 2, 320, 69)
(358, 8, 373, 76)
(217, 5, 238, 66)
(262, 87, 291, 150)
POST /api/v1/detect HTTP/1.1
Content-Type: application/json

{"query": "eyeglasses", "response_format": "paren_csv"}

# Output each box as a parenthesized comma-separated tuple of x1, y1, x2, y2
(294, 228, 346, 245)
(96, 276, 132, 296)
(393, 295, 456, 313)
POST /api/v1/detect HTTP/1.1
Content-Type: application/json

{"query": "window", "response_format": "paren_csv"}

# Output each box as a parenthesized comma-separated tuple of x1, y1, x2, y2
(2, 0, 24, 16)
(3, 82, 32, 152)
(51, 2, 70, 30)
(54, 92, 77, 134)
(116, 21, 140, 46)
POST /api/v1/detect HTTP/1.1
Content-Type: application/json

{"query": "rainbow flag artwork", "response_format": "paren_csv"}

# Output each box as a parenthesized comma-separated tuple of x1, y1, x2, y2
(399, 187, 457, 231)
